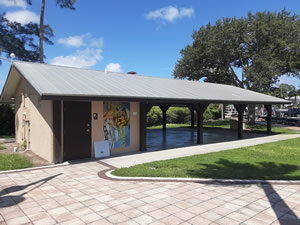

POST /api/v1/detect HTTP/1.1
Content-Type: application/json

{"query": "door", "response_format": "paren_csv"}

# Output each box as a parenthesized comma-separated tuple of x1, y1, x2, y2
(63, 101, 91, 161)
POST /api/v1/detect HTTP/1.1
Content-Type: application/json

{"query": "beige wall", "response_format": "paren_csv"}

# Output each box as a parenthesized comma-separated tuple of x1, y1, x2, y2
(14, 81, 140, 161)
(91, 101, 140, 156)
(15, 79, 54, 162)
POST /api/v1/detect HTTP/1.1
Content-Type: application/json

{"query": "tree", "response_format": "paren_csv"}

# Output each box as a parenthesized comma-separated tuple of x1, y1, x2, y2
(0, 14, 39, 63)
(24, 0, 76, 63)
(174, 10, 300, 92)
(269, 83, 296, 98)
(0, 13, 54, 64)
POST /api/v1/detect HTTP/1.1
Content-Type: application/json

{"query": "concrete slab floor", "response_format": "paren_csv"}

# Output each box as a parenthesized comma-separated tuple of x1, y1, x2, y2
(147, 128, 265, 151)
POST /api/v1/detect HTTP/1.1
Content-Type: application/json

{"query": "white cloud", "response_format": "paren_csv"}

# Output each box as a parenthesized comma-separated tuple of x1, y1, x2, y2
(58, 36, 84, 48)
(105, 63, 122, 73)
(145, 6, 194, 22)
(58, 33, 104, 48)
(90, 39, 104, 48)
(5, 10, 39, 24)
(0, 0, 26, 8)
(50, 48, 103, 69)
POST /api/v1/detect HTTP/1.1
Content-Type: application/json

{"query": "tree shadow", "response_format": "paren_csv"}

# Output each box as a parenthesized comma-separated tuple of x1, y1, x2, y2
(188, 160, 300, 224)
(0, 173, 62, 208)
(187, 159, 300, 180)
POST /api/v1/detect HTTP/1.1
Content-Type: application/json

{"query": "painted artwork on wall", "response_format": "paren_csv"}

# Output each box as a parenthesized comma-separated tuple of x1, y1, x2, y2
(103, 102, 130, 149)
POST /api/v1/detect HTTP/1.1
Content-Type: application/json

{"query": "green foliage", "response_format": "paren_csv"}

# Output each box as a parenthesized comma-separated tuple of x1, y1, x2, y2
(56, 0, 76, 10)
(166, 107, 190, 124)
(0, 104, 14, 136)
(113, 138, 300, 180)
(147, 105, 221, 127)
(0, 14, 39, 62)
(203, 104, 221, 121)
(147, 106, 162, 127)
(174, 10, 300, 92)
(0, 154, 32, 171)
(0, 13, 54, 63)
(269, 83, 296, 98)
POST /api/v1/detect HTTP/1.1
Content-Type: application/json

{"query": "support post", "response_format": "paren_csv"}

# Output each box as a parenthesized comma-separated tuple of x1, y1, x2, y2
(234, 104, 247, 139)
(139, 102, 147, 151)
(188, 105, 195, 128)
(159, 104, 171, 131)
(195, 104, 209, 144)
(140, 102, 152, 151)
(265, 104, 272, 135)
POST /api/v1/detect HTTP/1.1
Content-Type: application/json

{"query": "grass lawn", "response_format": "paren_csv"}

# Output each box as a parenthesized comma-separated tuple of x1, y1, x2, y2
(0, 144, 6, 150)
(147, 120, 298, 134)
(147, 124, 191, 129)
(0, 154, 32, 171)
(0, 136, 15, 138)
(113, 138, 300, 180)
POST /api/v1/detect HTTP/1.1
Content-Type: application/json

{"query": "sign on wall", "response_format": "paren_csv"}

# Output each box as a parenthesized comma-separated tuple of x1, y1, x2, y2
(103, 102, 130, 149)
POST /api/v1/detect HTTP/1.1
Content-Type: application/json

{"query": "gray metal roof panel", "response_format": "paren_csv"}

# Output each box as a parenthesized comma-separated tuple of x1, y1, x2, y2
(7, 61, 290, 104)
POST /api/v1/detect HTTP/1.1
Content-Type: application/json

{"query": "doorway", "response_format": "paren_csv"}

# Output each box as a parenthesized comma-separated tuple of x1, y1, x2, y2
(63, 101, 91, 161)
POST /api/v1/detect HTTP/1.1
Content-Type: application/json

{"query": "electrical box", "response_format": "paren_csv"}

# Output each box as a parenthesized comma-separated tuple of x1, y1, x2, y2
(94, 141, 110, 158)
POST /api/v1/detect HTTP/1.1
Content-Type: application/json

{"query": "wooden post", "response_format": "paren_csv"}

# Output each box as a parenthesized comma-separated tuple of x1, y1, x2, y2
(188, 105, 195, 128)
(265, 104, 272, 135)
(159, 104, 171, 131)
(139, 102, 153, 151)
(234, 104, 247, 139)
(195, 104, 209, 144)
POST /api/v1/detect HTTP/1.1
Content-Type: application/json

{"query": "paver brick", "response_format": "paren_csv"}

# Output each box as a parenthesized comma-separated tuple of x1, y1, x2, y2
(0, 161, 300, 225)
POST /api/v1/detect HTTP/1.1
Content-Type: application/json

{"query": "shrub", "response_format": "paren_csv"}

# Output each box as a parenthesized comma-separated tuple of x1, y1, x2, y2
(203, 104, 221, 121)
(147, 106, 162, 126)
(146, 104, 221, 127)
(167, 107, 190, 124)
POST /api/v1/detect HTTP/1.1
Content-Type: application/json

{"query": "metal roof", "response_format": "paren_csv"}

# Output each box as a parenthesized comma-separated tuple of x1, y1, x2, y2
(0, 61, 290, 104)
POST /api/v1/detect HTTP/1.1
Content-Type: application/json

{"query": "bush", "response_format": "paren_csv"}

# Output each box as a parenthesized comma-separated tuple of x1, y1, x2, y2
(167, 107, 190, 124)
(203, 104, 221, 121)
(146, 105, 221, 127)
(147, 106, 162, 126)
(0, 104, 15, 136)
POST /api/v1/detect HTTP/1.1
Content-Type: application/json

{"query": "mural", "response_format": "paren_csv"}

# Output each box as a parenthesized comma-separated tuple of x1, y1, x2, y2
(103, 102, 130, 149)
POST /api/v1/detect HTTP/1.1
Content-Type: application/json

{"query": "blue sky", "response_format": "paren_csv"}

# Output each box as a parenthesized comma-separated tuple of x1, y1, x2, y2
(1, 0, 300, 91)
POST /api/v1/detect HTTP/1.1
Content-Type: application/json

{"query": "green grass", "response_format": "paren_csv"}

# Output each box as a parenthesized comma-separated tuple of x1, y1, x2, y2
(147, 120, 298, 134)
(0, 145, 6, 150)
(113, 138, 300, 180)
(0, 136, 15, 138)
(147, 124, 191, 129)
(0, 154, 32, 171)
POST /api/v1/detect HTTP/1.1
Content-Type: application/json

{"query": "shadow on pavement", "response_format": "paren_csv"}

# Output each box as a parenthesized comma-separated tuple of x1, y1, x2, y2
(189, 160, 300, 225)
(0, 173, 62, 208)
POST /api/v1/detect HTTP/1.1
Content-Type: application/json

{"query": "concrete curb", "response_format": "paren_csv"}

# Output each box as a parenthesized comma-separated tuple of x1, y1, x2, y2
(0, 161, 70, 174)
(105, 170, 300, 185)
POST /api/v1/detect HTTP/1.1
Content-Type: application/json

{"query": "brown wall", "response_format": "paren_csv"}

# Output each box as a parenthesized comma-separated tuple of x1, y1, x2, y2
(91, 101, 140, 156)
(15, 79, 54, 162)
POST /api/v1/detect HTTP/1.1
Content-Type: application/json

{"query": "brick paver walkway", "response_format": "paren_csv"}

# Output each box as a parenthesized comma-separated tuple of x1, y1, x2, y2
(0, 161, 300, 225)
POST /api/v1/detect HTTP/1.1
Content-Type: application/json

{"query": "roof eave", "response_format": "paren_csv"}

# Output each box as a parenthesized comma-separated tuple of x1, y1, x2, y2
(41, 94, 290, 105)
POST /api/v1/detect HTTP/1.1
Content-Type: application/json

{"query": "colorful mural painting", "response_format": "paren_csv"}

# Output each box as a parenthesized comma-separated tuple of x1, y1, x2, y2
(103, 102, 130, 149)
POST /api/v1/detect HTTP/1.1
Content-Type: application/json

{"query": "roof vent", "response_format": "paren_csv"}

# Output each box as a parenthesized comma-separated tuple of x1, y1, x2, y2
(128, 71, 136, 75)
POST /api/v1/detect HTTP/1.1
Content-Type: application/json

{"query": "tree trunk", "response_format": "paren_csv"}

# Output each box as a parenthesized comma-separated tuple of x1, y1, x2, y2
(248, 104, 256, 125)
(39, 0, 45, 63)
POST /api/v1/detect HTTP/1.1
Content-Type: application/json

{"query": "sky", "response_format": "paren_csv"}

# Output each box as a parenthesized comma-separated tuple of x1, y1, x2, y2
(1, 0, 300, 92)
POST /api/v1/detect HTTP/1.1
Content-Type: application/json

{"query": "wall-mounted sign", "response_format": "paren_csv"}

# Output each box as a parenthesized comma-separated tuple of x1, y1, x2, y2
(93, 113, 98, 120)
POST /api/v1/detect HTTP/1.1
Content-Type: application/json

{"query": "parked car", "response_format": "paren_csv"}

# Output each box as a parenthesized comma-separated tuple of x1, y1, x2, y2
(284, 108, 300, 117)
